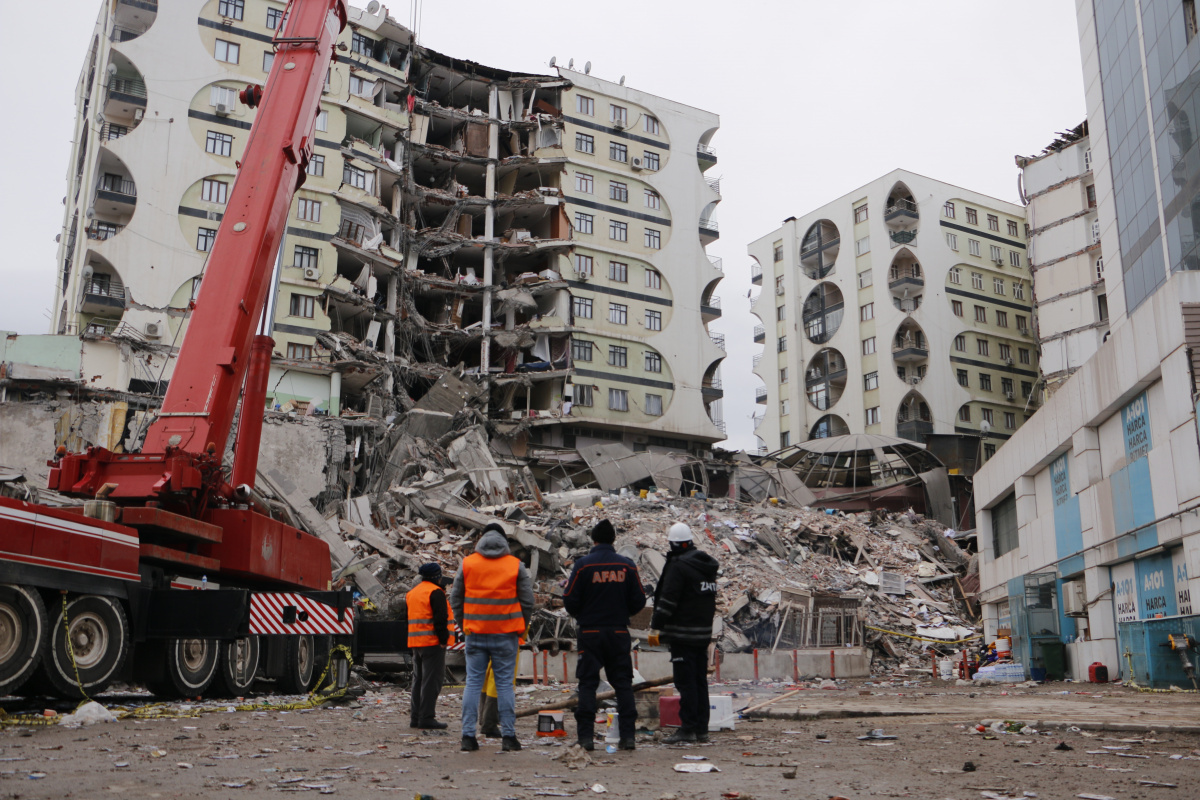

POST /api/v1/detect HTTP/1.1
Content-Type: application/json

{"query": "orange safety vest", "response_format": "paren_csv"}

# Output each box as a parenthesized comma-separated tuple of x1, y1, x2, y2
(406, 580, 455, 648)
(461, 552, 525, 635)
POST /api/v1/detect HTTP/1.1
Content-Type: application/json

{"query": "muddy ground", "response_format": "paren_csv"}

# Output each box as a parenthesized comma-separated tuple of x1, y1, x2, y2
(1, 681, 1197, 799)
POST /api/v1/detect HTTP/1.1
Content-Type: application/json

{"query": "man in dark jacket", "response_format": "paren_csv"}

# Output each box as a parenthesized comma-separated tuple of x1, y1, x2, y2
(562, 519, 646, 751)
(650, 522, 719, 744)
(405, 562, 452, 729)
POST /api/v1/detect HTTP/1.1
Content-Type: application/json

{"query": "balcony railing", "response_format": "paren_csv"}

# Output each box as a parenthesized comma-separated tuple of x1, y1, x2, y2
(800, 236, 839, 258)
(703, 294, 721, 309)
(98, 175, 136, 197)
(697, 143, 717, 157)
(83, 318, 121, 336)
(699, 217, 719, 232)
(109, 25, 147, 43)
(705, 176, 721, 194)
(750, 263, 762, 284)
(755, 387, 768, 403)
(752, 353, 762, 367)
(884, 199, 919, 219)
(706, 375, 723, 390)
(106, 76, 147, 102)
(889, 229, 917, 247)
(84, 278, 125, 300)
(100, 122, 130, 142)
(86, 221, 124, 240)
(709, 332, 726, 351)
(753, 325, 765, 342)
(708, 255, 723, 272)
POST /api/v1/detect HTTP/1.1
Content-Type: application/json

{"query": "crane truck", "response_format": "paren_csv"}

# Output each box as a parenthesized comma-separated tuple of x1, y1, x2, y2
(0, 0, 389, 700)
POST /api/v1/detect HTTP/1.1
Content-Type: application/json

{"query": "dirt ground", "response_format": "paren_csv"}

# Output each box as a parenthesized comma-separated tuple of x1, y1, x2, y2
(2, 680, 1198, 799)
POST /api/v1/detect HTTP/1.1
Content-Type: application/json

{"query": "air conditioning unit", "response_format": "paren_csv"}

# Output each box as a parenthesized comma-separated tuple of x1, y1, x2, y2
(302, 266, 320, 281)
(630, 157, 643, 171)
(994, 258, 1004, 266)
(909, 376, 920, 385)
(1005, 358, 1014, 366)
(776, 286, 786, 296)
(215, 102, 231, 116)
(144, 322, 161, 338)
(134, 108, 144, 121)
(612, 120, 626, 130)
(1062, 579, 1087, 616)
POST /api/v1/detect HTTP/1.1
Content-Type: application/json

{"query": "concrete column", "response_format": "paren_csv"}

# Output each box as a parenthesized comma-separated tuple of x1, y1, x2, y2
(329, 370, 342, 416)
(480, 86, 499, 391)
(384, 273, 397, 361)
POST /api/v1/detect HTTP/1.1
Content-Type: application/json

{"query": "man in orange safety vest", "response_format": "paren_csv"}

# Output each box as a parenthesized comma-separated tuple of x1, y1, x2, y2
(405, 562, 454, 729)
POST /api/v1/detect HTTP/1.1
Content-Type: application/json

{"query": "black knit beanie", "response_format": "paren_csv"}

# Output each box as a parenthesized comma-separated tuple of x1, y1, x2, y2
(591, 519, 616, 544)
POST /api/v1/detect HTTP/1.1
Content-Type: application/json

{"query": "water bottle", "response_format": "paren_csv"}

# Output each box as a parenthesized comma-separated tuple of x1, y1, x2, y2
(201, 575, 208, 590)
(605, 743, 617, 754)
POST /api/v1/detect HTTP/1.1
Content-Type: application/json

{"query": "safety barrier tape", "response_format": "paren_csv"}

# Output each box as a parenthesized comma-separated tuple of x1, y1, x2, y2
(864, 624, 984, 645)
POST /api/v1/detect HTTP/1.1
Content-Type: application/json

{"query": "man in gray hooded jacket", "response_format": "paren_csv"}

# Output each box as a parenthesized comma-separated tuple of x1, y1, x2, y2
(449, 522, 535, 751)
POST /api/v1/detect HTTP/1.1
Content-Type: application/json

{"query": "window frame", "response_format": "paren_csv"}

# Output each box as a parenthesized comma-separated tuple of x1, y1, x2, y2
(572, 296, 593, 319)
(575, 132, 595, 154)
(201, 178, 229, 204)
(608, 345, 628, 368)
(645, 351, 662, 372)
(289, 293, 315, 319)
(205, 130, 234, 157)
(608, 388, 629, 411)
(609, 141, 628, 163)
(215, 39, 240, 64)
(196, 226, 217, 252)
(574, 172, 594, 193)
(219, 0, 245, 21)
(571, 339, 594, 362)
(644, 228, 661, 249)
(574, 212, 594, 235)
(609, 220, 628, 242)
(645, 309, 662, 331)
(645, 268, 661, 289)
(644, 188, 661, 209)
(608, 261, 628, 282)
(609, 180, 629, 203)
(577, 95, 594, 116)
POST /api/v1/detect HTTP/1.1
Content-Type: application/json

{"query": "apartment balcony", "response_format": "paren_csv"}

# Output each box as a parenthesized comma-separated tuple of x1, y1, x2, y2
(95, 174, 137, 206)
(888, 270, 924, 294)
(896, 418, 934, 441)
(699, 216, 719, 243)
(709, 332, 726, 351)
(701, 293, 722, 321)
(884, 198, 919, 224)
(83, 317, 122, 336)
(708, 255, 723, 272)
(755, 387, 768, 404)
(100, 122, 131, 143)
(109, 25, 147, 43)
(697, 142, 717, 170)
(750, 262, 762, 285)
(105, 76, 146, 118)
(752, 353, 762, 367)
(705, 176, 721, 195)
(800, 219, 839, 280)
(114, 0, 157, 43)
(80, 277, 126, 315)
(806, 366, 847, 387)
(86, 221, 125, 241)
(889, 229, 918, 248)
(701, 373, 723, 399)
(891, 343, 929, 363)
(753, 325, 765, 343)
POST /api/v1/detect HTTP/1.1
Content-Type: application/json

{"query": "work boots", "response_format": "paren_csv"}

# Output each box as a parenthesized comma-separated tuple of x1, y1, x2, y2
(460, 736, 479, 751)
(618, 737, 636, 751)
(576, 738, 595, 751)
(501, 736, 522, 751)
(662, 729, 697, 744)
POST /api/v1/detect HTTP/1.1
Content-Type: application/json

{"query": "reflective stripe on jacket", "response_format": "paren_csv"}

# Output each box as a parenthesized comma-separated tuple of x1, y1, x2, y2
(461, 552, 524, 634)
(406, 581, 455, 648)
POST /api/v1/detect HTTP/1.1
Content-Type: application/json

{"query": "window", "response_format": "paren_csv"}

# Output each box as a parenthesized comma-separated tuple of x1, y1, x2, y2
(864, 406, 880, 425)
(966, 207, 978, 224)
(215, 39, 240, 64)
(609, 142, 628, 162)
(575, 254, 594, 277)
(610, 105, 627, 126)
(351, 31, 373, 57)
(302, 154, 324, 179)
(780, 398, 790, 416)
(609, 220, 628, 241)
(645, 394, 663, 416)
(575, 212, 594, 235)
(969, 239, 980, 256)
(1004, 412, 1016, 429)
(210, 85, 238, 108)
(993, 277, 1005, 294)
(944, 201, 956, 218)
(315, 110, 328, 131)
(645, 351, 662, 372)
(339, 219, 364, 243)
(779, 367, 789, 384)
(778, 431, 790, 448)
(957, 369, 969, 387)
(190, 276, 202, 301)
(995, 310, 1008, 328)
(608, 388, 629, 411)
(1091, 218, 1101, 244)
(644, 189, 661, 209)
(777, 305, 787, 322)
(343, 163, 369, 190)
(775, 275, 785, 294)
(575, 172, 593, 193)
(774, 242, 784, 262)
(1086, 184, 1097, 208)
(609, 181, 628, 202)
(856, 235, 871, 255)
(645, 268, 661, 289)
(608, 261, 628, 282)
(1098, 293, 1109, 321)
(947, 267, 961, 285)
(608, 345, 628, 367)
(1012, 281, 1024, 299)
(977, 338, 989, 356)
(1001, 377, 1014, 396)
(972, 271, 984, 290)
(219, 0, 244, 20)
(577, 95, 594, 116)
(980, 373, 992, 391)
(959, 405, 972, 422)
(992, 493, 1018, 557)
(1022, 381, 1033, 399)
(205, 131, 233, 157)
(643, 151, 660, 171)
(1018, 348, 1031, 365)
(984, 443, 996, 460)
(572, 339, 594, 362)
(954, 334, 966, 352)
(349, 75, 374, 97)
(201, 178, 229, 204)
(987, 214, 999, 231)
(289, 293, 315, 318)
(864, 371, 879, 391)
(859, 270, 873, 288)
(572, 296, 593, 319)
(644, 115, 660, 135)
(1009, 250, 1022, 267)
(860, 302, 874, 321)
(989, 245, 1002, 262)
(644, 228, 661, 249)
(286, 343, 313, 360)
(645, 309, 662, 331)
(1007, 219, 1019, 236)
(294, 197, 320, 223)
(981, 408, 994, 425)
(778, 336, 787, 353)
(974, 305, 987, 323)
(854, 205, 869, 223)
(575, 133, 595, 154)
(998, 343, 1011, 361)
(196, 227, 217, 252)
(1016, 315, 1028, 333)
(575, 384, 594, 407)
(946, 232, 958, 250)
(293, 245, 318, 269)
(266, 6, 284, 29)
(952, 300, 963, 317)
(862, 336, 876, 355)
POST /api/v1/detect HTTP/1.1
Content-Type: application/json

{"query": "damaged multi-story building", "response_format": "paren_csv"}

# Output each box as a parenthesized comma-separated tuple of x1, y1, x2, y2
(25, 0, 724, 492)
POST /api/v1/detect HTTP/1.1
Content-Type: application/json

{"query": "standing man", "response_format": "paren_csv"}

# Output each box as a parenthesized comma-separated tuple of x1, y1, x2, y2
(406, 562, 452, 729)
(650, 522, 719, 744)
(562, 519, 646, 751)
(450, 521, 534, 752)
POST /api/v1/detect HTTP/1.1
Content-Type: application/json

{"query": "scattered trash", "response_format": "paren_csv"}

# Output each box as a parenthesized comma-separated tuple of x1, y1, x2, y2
(591, 785, 607, 794)
(58, 701, 116, 727)
(673, 763, 721, 773)
(857, 729, 898, 740)
(1055, 742, 1074, 751)
(962, 762, 976, 772)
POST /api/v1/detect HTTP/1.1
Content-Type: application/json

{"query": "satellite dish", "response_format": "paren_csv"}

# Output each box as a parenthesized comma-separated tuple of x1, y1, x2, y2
(95, 112, 105, 125)
(549, 56, 556, 67)
(568, 58, 574, 69)
(86, 207, 96, 219)
(619, 75, 625, 85)
(979, 420, 991, 435)
(584, 61, 592, 74)
(366, 0, 379, 12)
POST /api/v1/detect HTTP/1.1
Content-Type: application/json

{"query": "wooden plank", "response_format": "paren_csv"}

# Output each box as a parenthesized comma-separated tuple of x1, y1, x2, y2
(140, 543, 220, 572)
(121, 506, 223, 543)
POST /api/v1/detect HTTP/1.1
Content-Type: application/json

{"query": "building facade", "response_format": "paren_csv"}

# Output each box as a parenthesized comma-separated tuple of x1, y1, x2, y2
(747, 170, 1035, 458)
(975, 0, 1200, 685)
(50, 0, 723, 463)
(1016, 123, 1110, 397)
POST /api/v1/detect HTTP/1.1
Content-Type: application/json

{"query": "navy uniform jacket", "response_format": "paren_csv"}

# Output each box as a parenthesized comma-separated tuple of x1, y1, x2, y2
(562, 543, 647, 628)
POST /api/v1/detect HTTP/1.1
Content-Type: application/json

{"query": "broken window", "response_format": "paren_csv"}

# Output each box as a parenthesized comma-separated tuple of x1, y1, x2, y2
(957, 369, 969, 387)
(572, 296, 593, 319)
(575, 254, 594, 276)
(201, 179, 229, 204)
(293, 245, 318, 269)
(854, 205, 868, 223)
(945, 232, 957, 251)
(286, 342, 313, 360)
(1009, 250, 1022, 267)
(609, 181, 628, 203)
(952, 300, 962, 316)
(645, 309, 662, 331)
(307, 154, 325, 177)
(575, 172, 593, 193)
(987, 214, 999, 231)
(196, 227, 216, 252)
(943, 201, 955, 219)
(608, 345, 627, 367)
(979, 373, 992, 391)
(954, 334, 966, 351)
(609, 142, 628, 163)
(645, 268, 661, 289)
(969, 239, 980, 256)
(644, 228, 661, 249)
(577, 95, 594, 116)
(1098, 293, 1109, 321)
(643, 151, 660, 171)
(608, 303, 627, 325)
(266, 7, 283, 29)
(780, 431, 791, 448)
(608, 261, 628, 282)
(576, 133, 594, 154)
(645, 393, 663, 416)
(207, 129, 234, 156)
(349, 75, 374, 98)
(995, 310, 1008, 328)
(644, 189, 661, 209)
(645, 351, 662, 372)
(575, 212, 594, 235)
(609, 220, 628, 242)
(572, 339, 594, 361)
(1012, 281, 1024, 299)
(297, 198, 321, 222)
(219, 0, 244, 21)
(644, 115, 660, 135)
(351, 32, 374, 58)
(289, 293, 315, 318)
(339, 219, 365, 242)
(976, 338, 989, 357)
(215, 39, 240, 64)
(609, 388, 629, 411)
(966, 207, 978, 224)
(610, 105, 627, 126)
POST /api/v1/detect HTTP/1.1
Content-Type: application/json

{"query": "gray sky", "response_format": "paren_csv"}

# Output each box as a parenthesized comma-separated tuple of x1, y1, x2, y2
(0, 1, 1085, 452)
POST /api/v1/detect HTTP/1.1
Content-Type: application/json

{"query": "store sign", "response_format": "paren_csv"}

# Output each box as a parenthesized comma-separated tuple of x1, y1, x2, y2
(1051, 454, 1071, 507)
(1112, 562, 1138, 622)
(1173, 548, 1193, 616)
(1122, 392, 1152, 462)
(1135, 552, 1177, 619)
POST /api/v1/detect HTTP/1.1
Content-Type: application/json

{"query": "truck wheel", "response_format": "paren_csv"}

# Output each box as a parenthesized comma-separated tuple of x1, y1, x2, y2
(42, 595, 129, 699)
(0, 585, 48, 694)
(278, 634, 316, 694)
(160, 638, 219, 698)
(215, 635, 260, 697)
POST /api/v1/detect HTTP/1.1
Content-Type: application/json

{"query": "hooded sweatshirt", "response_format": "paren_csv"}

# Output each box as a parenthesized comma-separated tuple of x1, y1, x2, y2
(650, 546, 720, 646)
(448, 529, 535, 630)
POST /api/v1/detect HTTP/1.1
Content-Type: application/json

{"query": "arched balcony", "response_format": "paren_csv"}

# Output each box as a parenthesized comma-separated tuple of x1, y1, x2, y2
(802, 283, 844, 344)
(896, 391, 933, 442)
(892, 319, 928, 387)
(800, 220, 839, 280)
(884, 181, 919, 248)
(805, 348, 847, 411)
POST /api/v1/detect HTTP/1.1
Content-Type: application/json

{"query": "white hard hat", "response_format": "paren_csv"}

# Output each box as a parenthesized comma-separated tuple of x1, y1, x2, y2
(668, 522, 694, 543)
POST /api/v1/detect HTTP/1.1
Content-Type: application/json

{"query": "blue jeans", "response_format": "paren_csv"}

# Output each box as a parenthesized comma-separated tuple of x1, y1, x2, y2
(461, 633, 519, 738)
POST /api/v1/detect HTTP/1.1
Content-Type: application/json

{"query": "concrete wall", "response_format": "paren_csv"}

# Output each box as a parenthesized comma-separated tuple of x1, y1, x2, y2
(517, 647, 871, 683)
(257, 415, 341, 505)
(0, 402, 64, 485)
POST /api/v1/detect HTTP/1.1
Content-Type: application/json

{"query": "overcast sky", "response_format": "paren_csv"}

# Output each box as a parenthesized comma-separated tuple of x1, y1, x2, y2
(0, 1, 1085, 452)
